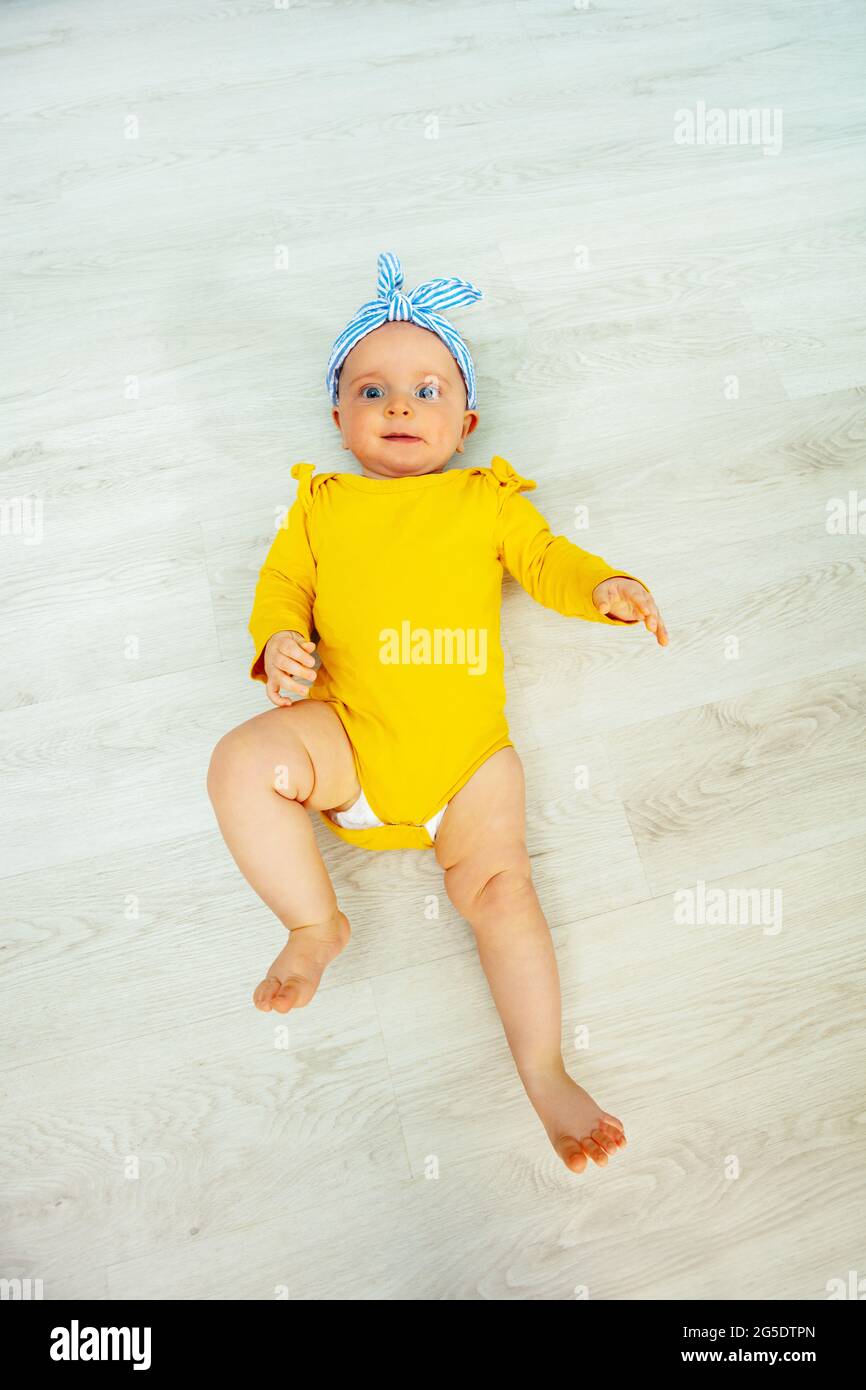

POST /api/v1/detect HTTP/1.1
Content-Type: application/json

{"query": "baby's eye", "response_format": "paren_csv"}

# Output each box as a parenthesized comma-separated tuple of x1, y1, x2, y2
(360, 385, 384, 399)
(417, 382, 440, 400)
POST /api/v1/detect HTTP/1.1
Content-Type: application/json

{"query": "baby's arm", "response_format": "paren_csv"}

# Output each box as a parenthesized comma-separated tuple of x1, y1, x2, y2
(248, 492, 319, 697)
(496, 489, 668, 644)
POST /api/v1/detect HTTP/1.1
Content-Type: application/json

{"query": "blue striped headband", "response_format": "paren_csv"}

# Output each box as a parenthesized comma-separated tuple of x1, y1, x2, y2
(326, 250, 482, 409)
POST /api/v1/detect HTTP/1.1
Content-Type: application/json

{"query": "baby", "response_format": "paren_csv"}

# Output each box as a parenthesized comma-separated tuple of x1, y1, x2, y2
(207, 251, 669, 1177)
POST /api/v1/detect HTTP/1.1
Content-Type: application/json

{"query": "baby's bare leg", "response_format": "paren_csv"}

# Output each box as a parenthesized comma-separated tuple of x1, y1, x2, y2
(207, 700, 361, 1012)
(435, 747, 627, 1176)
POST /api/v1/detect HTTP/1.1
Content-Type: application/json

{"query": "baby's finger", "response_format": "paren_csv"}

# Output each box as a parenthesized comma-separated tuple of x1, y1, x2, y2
(275, 653, 318, 687)
(621, 589, 669, 645)
(265, 680, 290, 707)
(281, 637, 317, 669)
(266, 672, 303, 706)
(637, 600, 670, 645)
(621, 589, 654, 620)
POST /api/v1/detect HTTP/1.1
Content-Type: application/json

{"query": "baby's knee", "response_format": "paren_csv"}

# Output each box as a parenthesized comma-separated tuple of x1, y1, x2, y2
(206, 724, 313, 804)
(444, 842, 533, 921)
(207, 726, 248, 801)
(476, 855, 534, 919)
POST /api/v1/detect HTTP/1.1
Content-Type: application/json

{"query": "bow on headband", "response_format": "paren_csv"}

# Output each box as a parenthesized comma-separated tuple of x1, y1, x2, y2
(325, 250, 482, 408)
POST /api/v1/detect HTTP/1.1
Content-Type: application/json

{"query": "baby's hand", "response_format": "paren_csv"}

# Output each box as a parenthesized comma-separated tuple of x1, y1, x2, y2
(263, 630, 320, 706)
(592, 577, 669, 646)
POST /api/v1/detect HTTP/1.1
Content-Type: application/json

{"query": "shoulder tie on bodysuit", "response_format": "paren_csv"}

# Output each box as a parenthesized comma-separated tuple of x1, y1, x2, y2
(487, 454, 537, 500)
(289, 461, 317, 514)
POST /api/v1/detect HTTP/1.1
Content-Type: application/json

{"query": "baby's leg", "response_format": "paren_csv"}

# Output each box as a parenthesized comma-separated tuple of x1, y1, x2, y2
(435, 747, 627, 1176)
(207, 700, 361, 1013)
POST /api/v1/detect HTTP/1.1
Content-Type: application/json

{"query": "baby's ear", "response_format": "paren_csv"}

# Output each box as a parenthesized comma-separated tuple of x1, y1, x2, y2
(464, 411, 480, 436)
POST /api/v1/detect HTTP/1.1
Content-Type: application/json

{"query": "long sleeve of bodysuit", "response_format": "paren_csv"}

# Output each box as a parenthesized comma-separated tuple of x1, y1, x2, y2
(248, 495, 316, 681)
(495, 486, 649, 625)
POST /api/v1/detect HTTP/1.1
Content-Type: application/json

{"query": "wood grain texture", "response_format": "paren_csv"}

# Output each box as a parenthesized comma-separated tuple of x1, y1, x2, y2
(1, 0, 864, 1301)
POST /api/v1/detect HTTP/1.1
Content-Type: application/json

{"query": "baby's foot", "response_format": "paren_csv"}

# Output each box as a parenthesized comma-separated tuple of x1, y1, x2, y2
(524, 1066, 627, 1174)
(253, 909, 350, 1014)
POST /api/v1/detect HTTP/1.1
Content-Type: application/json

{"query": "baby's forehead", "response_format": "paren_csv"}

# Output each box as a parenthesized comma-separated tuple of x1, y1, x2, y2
(346, 344, 461, 389)
(345, 328, 461, 379)
(355, 356, 455, 380)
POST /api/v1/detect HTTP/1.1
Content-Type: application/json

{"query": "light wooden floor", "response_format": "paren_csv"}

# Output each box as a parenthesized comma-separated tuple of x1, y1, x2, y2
(2, 0, 865, 1301)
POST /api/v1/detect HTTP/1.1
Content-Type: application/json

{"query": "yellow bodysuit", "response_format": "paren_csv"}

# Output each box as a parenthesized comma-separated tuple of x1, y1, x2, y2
(248, 455, 648, 852)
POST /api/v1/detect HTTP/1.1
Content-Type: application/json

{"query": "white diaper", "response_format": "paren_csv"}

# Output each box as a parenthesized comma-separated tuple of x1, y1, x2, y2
(329, 785, 448, 841)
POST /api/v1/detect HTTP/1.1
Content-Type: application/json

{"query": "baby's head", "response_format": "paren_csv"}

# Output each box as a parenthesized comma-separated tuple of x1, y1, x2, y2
(332, 321, 478, 478)
(326, 252, 481, 479)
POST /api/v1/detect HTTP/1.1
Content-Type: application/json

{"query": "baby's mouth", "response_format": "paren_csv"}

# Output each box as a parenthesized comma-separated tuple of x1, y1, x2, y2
(383, 433, 422, 443)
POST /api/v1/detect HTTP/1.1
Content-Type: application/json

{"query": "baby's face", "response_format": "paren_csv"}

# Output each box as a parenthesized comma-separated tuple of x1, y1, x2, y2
(332, 321, 478, 478)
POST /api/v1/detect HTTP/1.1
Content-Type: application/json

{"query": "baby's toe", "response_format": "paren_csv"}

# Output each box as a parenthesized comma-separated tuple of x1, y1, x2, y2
(599, 1117, 627, 1148)
(271, 977, 303, 1013)
(592, 1127, 620, 1157)
(580, 1136, 609, 1167)
(253, 977, 280, 1011)
(556, 1137, 588, 1173)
